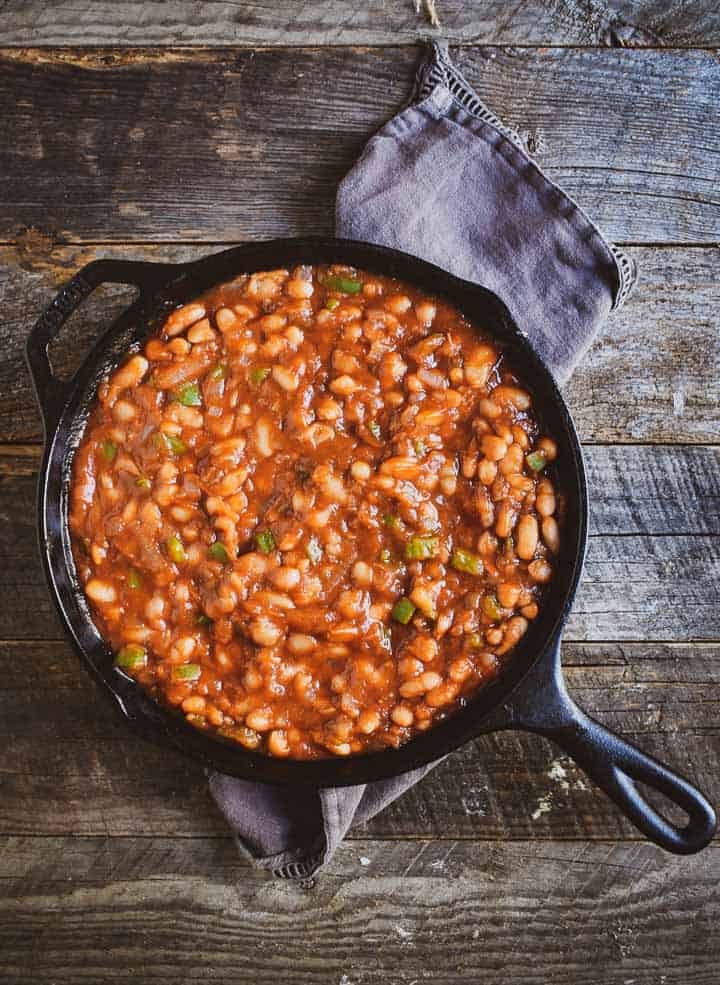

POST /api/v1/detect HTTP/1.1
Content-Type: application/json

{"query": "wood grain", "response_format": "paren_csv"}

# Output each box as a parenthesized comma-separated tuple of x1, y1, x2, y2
(2, 0, 719, 47)
(1, 445, 717, 639)
(2, 837, 719, 985)
(5, 244, 720, 443)
(1, 640, 717, 840)
(1, 47, 718, 245)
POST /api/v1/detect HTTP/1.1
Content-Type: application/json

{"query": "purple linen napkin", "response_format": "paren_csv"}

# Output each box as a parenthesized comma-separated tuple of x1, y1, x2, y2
(208, 41, 636, 880)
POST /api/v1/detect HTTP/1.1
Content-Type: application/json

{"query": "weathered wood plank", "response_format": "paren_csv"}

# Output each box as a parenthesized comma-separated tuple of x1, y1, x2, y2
(0, 48, 718, 245)
(2, 0, 719, 47)
(0, 445, 41, 477)
(0, 639, 717, 839)
(587, 446, 720, 535)
(2, 837, 719, 985)
(1, 446, 717, 639)
(565, 248, 720, 444)
(3, 244, 719, 443)
(567, 534, 720, 641)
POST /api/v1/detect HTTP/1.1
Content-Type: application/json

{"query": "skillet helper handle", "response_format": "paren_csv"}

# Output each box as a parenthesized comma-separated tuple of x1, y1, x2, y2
(26, 258, 177, 434)
(491, 634, 716, 854)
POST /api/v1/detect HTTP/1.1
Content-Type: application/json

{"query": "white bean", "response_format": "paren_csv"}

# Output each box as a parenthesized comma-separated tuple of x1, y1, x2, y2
(85, 579, 116, 604)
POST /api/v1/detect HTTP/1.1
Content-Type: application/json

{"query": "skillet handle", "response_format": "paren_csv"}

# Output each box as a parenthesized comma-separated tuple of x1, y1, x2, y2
(26, 258, 179, 435)
(489, 634, 716, 854)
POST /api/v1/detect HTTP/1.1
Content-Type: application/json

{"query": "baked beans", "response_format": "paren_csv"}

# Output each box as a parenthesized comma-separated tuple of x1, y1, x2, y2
(69, 265, 562, 759)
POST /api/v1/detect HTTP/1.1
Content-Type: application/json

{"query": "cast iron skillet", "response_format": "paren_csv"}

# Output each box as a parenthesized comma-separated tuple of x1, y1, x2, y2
(26, 237, 715, 854)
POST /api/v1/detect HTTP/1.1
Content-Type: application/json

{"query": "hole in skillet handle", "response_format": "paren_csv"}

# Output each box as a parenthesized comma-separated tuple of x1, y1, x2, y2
(48, 282, 140, 384)
(486, 633, 716, 855)
(25, 257, 182, 437)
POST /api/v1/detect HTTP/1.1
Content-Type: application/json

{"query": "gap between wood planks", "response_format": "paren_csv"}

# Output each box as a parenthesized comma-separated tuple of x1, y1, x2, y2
(1, 239, 718, 249)
(4, 638, 719, 648)
(0, 833, 695, 842)
(5, 443, 720, 453)
(8, 442, 720, 456)
(5, 644, 718, 657)
(1, 42, 720, 53)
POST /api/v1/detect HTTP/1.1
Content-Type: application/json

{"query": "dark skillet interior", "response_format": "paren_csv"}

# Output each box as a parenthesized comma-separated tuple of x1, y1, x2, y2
(40, 238, 588, 786)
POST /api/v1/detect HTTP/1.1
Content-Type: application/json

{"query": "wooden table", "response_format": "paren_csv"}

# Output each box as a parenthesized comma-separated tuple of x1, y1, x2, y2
(1, 4, 719, 982)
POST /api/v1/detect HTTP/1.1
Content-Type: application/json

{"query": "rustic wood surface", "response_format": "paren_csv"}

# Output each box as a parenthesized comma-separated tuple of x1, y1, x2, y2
(2, 839, 720, 985)
(1, 47, 719, 245)
(2, 0, 720, 47)
(0, 7, 718, 983)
